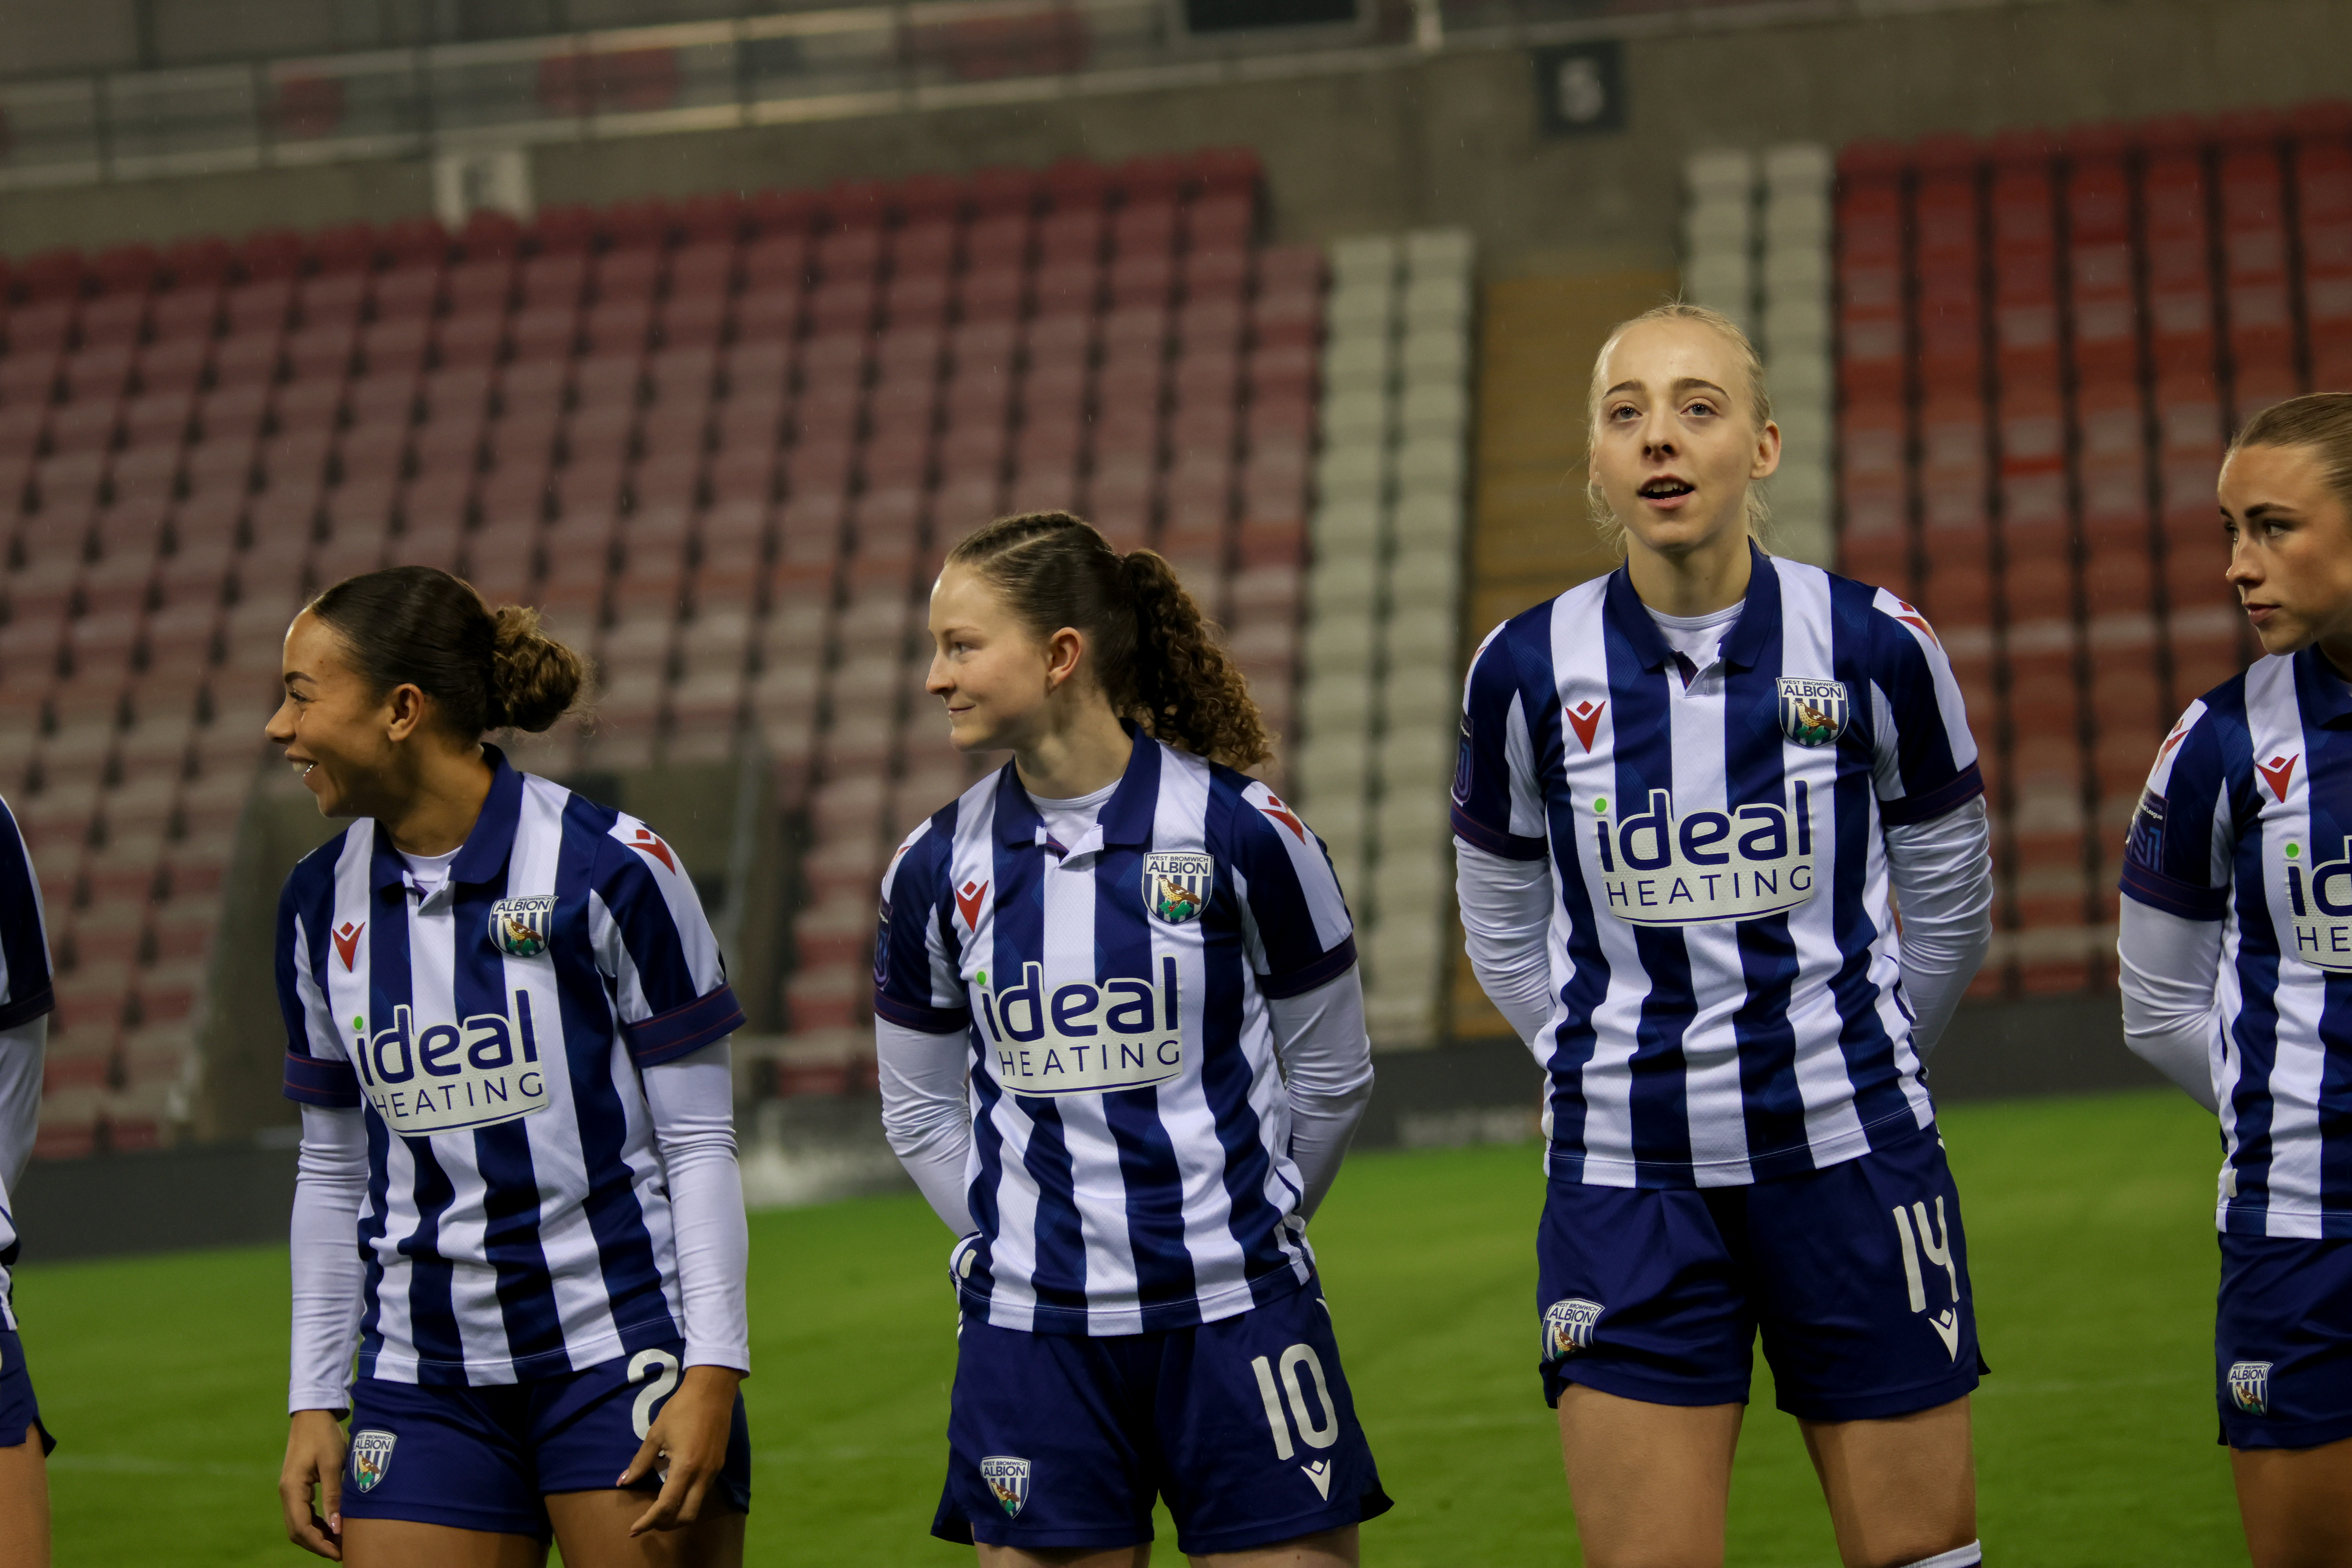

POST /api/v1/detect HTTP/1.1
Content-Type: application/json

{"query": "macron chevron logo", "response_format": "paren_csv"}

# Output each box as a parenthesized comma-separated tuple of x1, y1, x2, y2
(1566, 700, 1606, 753)
(332, 921, 364, 972)
(2259, 754, 2299, 802)
(629, 827, 678, 873)
(1260, 794, 1308, 842)
(956, 879, 989, 930)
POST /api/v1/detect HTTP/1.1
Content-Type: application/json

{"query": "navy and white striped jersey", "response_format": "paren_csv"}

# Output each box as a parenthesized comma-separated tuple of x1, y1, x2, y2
(0, 793, 54, 1332)
(2120, 648, 2352, 1239)
(277, 750, 744, 1385)
(1452, 547, 1983, 1189)
(875, 730, 1358, 1336)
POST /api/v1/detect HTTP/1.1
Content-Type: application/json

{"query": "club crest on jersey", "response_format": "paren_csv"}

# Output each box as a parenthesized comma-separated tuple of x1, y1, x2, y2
(979, 1455, 1031, 1518)
(1777, 678, 1849, 746)
(1544, 1297, 1603, 1361)
(350, 1429, 397, 1492)
(2228, 1359, 2272, 1416)
(488, 896, 556, 959)
(1144, 852, 1214, 925)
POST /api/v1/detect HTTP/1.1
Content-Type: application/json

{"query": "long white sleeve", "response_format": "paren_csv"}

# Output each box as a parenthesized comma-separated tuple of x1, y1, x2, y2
(877, 1019, 976, 1235)
(288, 1104, 368, 1414)
(0, 1017, 46, 1198)
(2118, 898, 2224, 1113)
(1883, 796, 1995, 1060)
(1455, 839, 1557, 1057)
(643, 1039, 751, 1374)
(1266, 966, 1375, 1222)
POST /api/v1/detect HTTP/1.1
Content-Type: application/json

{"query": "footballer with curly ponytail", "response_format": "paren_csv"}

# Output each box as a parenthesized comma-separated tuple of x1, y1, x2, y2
(937, 511, 1271, 767)
(267, 566, 755, 1565)
(885, 512, 1390, 1562)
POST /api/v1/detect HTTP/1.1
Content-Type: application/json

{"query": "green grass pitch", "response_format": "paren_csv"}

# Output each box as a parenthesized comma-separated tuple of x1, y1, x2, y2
(20, 1087, 2247, 1566)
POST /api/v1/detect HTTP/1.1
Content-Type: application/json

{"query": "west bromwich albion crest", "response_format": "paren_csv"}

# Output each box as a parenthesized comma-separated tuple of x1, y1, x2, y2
(2228, 1359, 2272, 1416)
(1777, 677, 1850, 747)
(979, 1454, 1031, 1518)
(1143, 852, 1214, 925)
(489, 896, 557, 958)
(350, 1428, 397, 1493)
(1543, 1297, 1603, 1361)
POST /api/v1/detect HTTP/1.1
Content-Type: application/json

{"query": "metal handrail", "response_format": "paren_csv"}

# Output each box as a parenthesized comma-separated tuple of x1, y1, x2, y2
(0, 0, 2059, 195)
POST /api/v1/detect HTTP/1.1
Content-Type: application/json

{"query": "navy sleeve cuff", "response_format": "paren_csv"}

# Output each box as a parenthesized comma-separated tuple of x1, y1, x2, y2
(0, 986, 55, 1032)
(874, 990, 973, 1033)
(1450, 805, 1547, 862)
(624, 984, 748, 1067)
(1879, 761, 1985, 827)
(1259, 935, 1360, 1001)
(2120, 861, 2229, 921)
(284, 1050, 363, 1109)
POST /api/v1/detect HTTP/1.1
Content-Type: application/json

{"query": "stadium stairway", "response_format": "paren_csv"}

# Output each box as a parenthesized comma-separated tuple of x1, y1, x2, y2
(0, 147, 1344, 1153)
(1292, 230, 1476, 1051)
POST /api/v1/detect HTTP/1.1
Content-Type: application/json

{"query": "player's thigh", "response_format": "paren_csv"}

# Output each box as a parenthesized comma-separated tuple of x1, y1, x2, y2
(534, 1348, 752, 1567)
(975, 1545, 1151, 1568)
(2232, 1434, 2352, 1568)
(1745, 1129, 1985, 1428)
(1153, 1288, 1388, 1560)
(936, 1321, 1156, 1555)
(1188, 1522, 1357, 1567)
(1556, 1387, 1742, 1568)
(1797, 1396, 1975, 1568)
(543, 1489, 745, 1568)
(342, 1517, 546, 1568)
(0, 1427, 49, 1568)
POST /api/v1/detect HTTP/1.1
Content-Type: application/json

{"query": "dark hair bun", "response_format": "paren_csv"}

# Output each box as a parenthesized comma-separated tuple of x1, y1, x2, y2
(488, 604, 584, 733)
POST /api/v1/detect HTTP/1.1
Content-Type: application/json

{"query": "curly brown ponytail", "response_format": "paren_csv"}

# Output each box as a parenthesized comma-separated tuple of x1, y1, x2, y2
(946, 512, 1271, 769)
(310, 566, 584, 737)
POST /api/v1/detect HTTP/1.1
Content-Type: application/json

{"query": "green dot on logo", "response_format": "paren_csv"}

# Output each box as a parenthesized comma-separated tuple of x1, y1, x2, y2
(977, 970, 988, 988)
(2287, 843, 2301, 859)
(1593, 797, 1608, 813)
(351, 1015, 364, 1032)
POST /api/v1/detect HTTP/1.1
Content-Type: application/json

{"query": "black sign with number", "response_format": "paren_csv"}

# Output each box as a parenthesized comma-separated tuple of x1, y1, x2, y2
(1184, 0, 1358, 30)
(1533, 41, 1625, 137)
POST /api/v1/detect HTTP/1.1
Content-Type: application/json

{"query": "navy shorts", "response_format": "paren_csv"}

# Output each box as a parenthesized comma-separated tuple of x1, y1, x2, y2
(340, 1345, 750, 1540)
(1537, 1123, 1986, 1423)
(0, 1329, 54, 1454)
(934, 1280, 1392, 1557)
(2216, 1232, 2352, 1450)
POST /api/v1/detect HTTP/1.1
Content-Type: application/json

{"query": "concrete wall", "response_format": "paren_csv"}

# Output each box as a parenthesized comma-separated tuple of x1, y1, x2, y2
(4, 0, 2349, 275)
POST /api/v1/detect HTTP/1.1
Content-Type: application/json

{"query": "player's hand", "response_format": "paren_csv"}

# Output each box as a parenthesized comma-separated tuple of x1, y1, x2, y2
(617, 1364, 742, 1535)
(280, 1409, 348, 1561)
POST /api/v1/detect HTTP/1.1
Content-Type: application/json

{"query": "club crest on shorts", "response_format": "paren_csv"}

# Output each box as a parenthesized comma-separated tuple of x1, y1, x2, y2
(349, 1428, 397, 1493)
(1143, 852, 1213, 925)
(1544, 1297, 1603, 1360)
(979, 1454, 1031, 1518)
(1777, 677, 1849, 747)
(2228, 1359, 2273, 1416)
(488, 896, 557, 959)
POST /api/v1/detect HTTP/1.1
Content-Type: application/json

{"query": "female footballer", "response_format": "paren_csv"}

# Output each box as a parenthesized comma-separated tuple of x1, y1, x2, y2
(268, 566, 752, 1567)
(2119, 392, 2352, 1568)
(876, 513, 1389, 1566)
(0, 788, 56, 1568)
(1452, 303, 1996, 1568)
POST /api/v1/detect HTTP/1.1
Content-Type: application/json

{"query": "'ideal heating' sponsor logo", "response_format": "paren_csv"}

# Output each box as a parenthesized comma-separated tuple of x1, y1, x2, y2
(972, 958, 1186, 1096)
(2279, 836, 2352, 971)
(349, 993, 550, 1134)
(1589, 785, 1816, 926)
